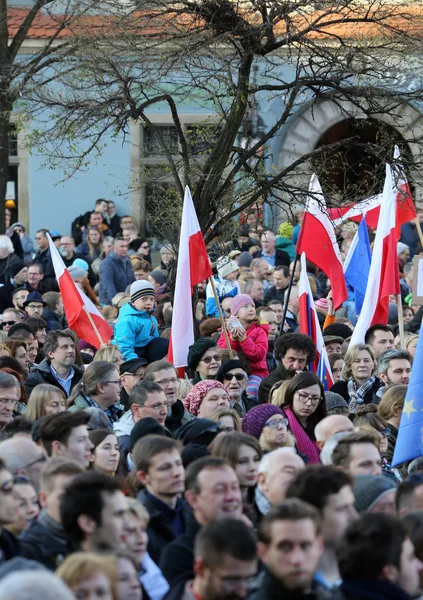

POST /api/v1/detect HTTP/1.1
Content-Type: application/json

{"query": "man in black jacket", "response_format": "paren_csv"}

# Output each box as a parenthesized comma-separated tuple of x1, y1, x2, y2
(134, 435, 191, 565)
(253, 231, 290, 267)
(216, 359, 255, 418)
(20, 457, 83, 569)
(248, 499, 325, 600)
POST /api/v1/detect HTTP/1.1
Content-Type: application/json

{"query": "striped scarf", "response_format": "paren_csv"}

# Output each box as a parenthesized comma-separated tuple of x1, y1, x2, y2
(347, 376, 375, 414)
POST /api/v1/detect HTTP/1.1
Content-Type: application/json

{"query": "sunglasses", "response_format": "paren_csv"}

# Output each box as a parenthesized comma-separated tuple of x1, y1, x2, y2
(201, 355, 220, 364)
(0, 321, 17, 328)
(222, 373, 246, 381)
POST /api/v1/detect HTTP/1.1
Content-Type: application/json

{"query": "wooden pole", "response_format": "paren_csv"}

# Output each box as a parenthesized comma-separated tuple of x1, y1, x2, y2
(208, 276, 233, 359)
(415, 220, 423, 249)
(397, 294, 405, 349)
(82, 305, 105, 348)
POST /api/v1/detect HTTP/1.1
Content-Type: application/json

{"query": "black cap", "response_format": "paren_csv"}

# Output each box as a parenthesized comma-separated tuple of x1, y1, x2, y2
(129, 417, 166, 452)
(120, 357, 148, 375)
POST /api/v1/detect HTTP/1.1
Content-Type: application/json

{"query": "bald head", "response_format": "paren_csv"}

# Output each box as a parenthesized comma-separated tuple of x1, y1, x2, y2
(258, 448, 305, 508)
(314, 415, 354, 450)
(0, 437, 46, 491)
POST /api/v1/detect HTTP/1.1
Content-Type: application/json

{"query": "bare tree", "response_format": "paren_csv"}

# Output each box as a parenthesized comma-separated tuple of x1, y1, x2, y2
(28, 0, 423, 242)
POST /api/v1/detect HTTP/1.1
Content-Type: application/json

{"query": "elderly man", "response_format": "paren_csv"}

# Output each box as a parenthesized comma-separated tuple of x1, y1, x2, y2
(0, 437, 47, 491)
(314, 415, 355, 451)
(216, 359, 254, 417)
(244, 279, 265, 307)
(253, 230, 290, 267)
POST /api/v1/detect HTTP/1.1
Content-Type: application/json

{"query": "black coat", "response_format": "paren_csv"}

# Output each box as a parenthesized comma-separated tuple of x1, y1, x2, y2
(42, 309, 66, 331)
(159, 514, 201, 586)
(20, 517, 68, 570)
(136, 489, 192, 565)
(341, 579, 413, 600)
(248, 568, 341, 600)
(25, 358, 83, 398)
(258, 363, 295, 403)
(253, 249, 290, 267)
(0, 528, 19, 564)
(330, 378, 383, 406)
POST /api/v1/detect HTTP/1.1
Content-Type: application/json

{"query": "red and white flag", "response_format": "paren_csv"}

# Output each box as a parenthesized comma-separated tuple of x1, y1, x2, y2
(298, 253, 333, 389)
(48, 235, 112, 349)
(296, 174, 347, 310)
(349, 164, 400, 346)
(169, 186, 212, 368)
(328, 146, 416, 236)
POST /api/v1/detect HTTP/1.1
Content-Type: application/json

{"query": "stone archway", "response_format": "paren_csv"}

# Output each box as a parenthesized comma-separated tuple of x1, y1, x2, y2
(275, 95, 423, 212)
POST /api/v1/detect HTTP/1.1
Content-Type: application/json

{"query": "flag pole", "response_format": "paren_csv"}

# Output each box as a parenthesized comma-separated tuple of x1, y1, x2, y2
(281, 253, 299, 330)
(82, 305, 105, 348)
(208, 276, 233, 359)
(397, 294, 406, 349)
(416, 220, 423, 249)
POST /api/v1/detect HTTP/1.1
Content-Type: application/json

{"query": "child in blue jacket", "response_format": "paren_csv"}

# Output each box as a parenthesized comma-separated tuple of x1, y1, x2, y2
(113, 280, 169, 362)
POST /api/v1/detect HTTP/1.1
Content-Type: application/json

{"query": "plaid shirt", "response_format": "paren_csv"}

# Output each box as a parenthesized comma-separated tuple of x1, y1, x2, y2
(84, 395, 123, 429)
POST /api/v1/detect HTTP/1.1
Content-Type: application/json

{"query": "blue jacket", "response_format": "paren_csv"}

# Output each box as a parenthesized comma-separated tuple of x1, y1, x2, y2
(113, 301, 159, 360)
(99, 252, 134, 305)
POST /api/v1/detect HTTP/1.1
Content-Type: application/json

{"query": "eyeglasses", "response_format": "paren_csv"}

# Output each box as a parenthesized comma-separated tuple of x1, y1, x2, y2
(0, 320, 17, 328)
(104, 380, 123, 388)
(155, 378, 178, 386)
(380, 427, 391, 438)
(297, 392, 321, 406)
(124, 372, 144, 377)
(222, 373, 246, 382)
(0, 479, 13, 494)
(201, 354, 220, 364)
(21, 454, 47, 470)
(265, 418, 289, 429)
(26, 305, 43, 310)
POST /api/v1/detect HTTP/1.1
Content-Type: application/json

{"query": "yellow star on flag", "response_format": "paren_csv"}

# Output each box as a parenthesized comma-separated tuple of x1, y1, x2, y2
(404, 399, 418, 419)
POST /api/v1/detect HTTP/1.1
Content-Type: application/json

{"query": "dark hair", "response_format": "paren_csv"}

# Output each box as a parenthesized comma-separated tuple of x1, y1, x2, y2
(132, 435, 182, 473)
(267, 299, 283, 309)
(338, 513, 406, 580)
(396, 474, 423, 512)
(61, 472, 121, 546)
(36, 229, 49, 237)
(144, 360, 176, 381)
(402, 511, 423, 560)
(274, 265, 290, 277)
(25, 317, 47, 335)
(43, 330, 75, 357)
(258, 499, 321, 544)
(274, 333, 316, 363)
(194, 518, 257, 567)
(329, 353, 344, 370)
(185, 456, 231, 493)
(8, 323, 32, 339)
(353, 405, 387, 433)
(12, 286, 27, 298)
(38, 411, 90, 456)
(282, 372, 326, 435)
(0, 356, 23, 374)
(129, 381, 164, 406)
(0, 416, 33, 441)
(331, 432, 378, 469)
(364, 324, 393, 346)
(89, 428, 118, 451)
(285, 465, 352, 512)
(211, 432, 262, 471)
(29, 262, 44, 274)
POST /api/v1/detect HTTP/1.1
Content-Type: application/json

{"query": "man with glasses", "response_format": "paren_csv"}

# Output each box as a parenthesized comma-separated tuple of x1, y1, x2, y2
(0, 308, 23, 333)
(144, 360, 194, 433)
(0, 435, 47, 491)
(119, 357, 148, 410)
(0, 458, 20, 563)
(114, 381, 172, 452)
(216, 359, 254, 417)
(0, 372, 20, 431)
(27, 263, 45, 293)
(23, 290, 46, 319)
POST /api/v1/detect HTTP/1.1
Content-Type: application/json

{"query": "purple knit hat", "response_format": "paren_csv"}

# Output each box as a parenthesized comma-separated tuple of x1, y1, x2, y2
(183, 380, 227, 417)
(242, 404, 284, 439)
(231, 294, 255, 316)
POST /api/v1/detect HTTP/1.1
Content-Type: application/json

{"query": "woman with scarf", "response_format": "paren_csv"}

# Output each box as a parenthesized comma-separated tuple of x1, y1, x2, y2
(279, 371, 327, 464)
(331, 343, 382, 413)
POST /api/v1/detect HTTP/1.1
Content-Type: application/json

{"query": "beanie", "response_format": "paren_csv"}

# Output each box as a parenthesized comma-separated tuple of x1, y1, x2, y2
(183, 380, 227, 417)
(278, 222, 294, 238)
(9, 260, 25, 278)
(238, 251, 253, 268)
(231, 294, 254, 316)
(68, 265, 87, 280)
(187, 338, 218, 370)
(315, 298, 329, 312)
(129, 417, 166, 452)
(149, 270, 167, 286)
(242, 404, 284, 439)
(216, 359, 249, 382)
(353, 475, 397, 514)
(73, 258, 89, 271)
(130, 280, 156, 303)
(323, 323, 353, 339)
(325, 391, 348, 411)
(216, 256, 239, 279)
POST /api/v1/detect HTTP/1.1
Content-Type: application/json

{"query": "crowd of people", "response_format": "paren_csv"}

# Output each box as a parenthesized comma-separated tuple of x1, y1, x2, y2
(0, 201, 422, 599)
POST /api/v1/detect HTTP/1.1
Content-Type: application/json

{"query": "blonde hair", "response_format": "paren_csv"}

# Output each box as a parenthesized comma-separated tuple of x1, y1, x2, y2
(56, 553, 118, 600)
(406, 334, 418, 352)
(178, 378, 193, 400)
(259, 429, 296, 453)
(128, 498, 150, 526)
(342, 343, 376, 380)
(26, 384, 66, 421)
(378, 384, 407, 421)
(209, 407, 242, 432)
(0, 343, 11, 355)
(94, 344, 121, 363)
(271, 380, 291, 406)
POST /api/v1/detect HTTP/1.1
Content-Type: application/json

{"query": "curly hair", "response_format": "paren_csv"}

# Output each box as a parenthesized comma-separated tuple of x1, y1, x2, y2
(274, 333, 316, 362)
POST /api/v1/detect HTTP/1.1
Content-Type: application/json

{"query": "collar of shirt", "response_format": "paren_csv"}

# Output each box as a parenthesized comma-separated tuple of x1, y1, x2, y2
(262, 249, 276, 258)
(50, 364, 74, 385)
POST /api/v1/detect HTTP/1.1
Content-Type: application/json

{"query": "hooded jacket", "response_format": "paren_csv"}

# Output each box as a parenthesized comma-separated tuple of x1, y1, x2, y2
(25, 358, 83, 398)
(217, 321, 269, 378)
(114, 302, 159, 361)
(99, 251, 134, 305)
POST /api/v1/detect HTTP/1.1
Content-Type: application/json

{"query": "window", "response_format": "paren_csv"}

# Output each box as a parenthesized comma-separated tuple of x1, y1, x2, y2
(143, 125, 178, 156)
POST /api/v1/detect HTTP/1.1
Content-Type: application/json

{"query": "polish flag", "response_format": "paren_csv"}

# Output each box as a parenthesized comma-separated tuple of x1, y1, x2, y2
(328, 146, 416, 236)
(298, 252, 334, 390)
(296, 174, 347, 310)
(349, 164, 400, 346)
(169, 186, 212, 368)
(47, 235, 112, 349)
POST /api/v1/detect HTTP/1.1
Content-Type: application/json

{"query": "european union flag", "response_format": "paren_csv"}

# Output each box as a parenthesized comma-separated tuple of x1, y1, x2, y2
(344, 217, 371, 315)
(392, 328, 423, 466)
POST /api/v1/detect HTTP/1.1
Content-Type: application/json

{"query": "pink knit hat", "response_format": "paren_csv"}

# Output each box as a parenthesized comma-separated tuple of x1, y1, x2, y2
(183, 380, 227, 417)
(230, 294, 255, 316)
(315, 298, 329, 313)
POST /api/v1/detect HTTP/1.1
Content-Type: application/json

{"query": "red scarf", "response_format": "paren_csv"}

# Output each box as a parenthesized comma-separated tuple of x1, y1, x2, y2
(283, 406, 320, 464)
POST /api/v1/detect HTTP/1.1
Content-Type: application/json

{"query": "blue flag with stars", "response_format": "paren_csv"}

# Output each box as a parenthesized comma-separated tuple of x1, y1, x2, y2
(392, 327, 423, 466)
